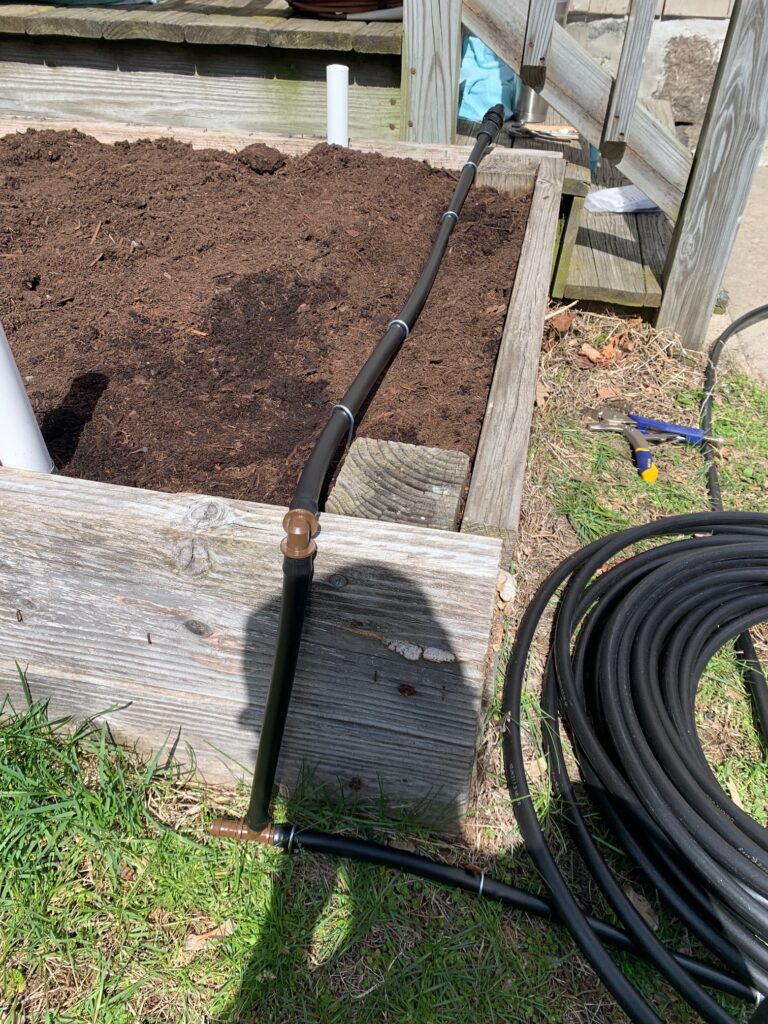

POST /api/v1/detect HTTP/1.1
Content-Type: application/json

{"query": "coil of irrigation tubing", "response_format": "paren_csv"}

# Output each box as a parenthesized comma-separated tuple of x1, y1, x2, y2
(211, 109, 768, 1023)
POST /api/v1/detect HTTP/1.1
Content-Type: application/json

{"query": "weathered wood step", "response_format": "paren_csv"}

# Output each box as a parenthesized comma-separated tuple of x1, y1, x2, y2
(555, 202, 672, 308)
(0, 467, 500, 829)
(0, 0, 403, 53)
(326, 438, 470, 531)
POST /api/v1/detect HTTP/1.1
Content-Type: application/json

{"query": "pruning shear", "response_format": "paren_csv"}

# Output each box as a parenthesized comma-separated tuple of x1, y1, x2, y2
(584, 408, 722, 484)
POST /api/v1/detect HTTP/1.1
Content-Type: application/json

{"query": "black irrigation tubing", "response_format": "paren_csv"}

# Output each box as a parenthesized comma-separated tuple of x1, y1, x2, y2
(291, 104, 506, 517)
(243, 104, 507, 832)
(213, 123, 768, 1021)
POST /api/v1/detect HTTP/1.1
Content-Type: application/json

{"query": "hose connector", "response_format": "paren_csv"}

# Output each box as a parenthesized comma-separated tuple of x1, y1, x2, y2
(210, 817, 278, 844)
(280, 509, 319, 559)
(478, 104, 505, 144)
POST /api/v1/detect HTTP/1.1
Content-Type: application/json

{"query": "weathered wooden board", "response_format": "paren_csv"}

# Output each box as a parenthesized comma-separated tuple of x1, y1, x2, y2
(403, 0, 461, 144)
(568, 207, 652, 306)
(557, 203, 671, 307)
(0, 36, 403, 140)
(463, 0, 692, 218)
(462, 157, 565, 539)
(0, 468, 501, 826)
(0, 0, 402, 53)
(326, 438, 470, 531)
(521, 0, 558, 89)
(601, 0, 657, 162)
(657, 0, 768, 347)
(551, 194, 586, 300)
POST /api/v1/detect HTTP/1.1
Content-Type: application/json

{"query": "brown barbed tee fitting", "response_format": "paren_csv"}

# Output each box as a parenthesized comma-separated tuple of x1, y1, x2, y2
(280, 508, 318, 559)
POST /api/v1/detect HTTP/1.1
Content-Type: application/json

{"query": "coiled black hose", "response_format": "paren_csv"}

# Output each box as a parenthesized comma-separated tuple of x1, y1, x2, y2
(223, 169, 768, 1018)
(505, 511, 768, 1024)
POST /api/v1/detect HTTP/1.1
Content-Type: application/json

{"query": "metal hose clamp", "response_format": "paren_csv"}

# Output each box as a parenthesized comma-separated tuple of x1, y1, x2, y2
(387, 318, 411, 340)
(332, 403, 355, 447)
(441, 210, 459, 225)
(464, 160, 478, 175)
(477, 871, 486, 898)
(286, 823, 297, 854)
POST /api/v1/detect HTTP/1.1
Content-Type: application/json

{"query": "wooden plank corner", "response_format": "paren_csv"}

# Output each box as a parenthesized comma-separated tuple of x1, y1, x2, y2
(0, 468, 501, 830)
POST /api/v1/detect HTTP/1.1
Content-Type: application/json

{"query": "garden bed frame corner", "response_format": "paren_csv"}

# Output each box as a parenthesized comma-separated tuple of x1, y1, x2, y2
(0, 119, 564, 826)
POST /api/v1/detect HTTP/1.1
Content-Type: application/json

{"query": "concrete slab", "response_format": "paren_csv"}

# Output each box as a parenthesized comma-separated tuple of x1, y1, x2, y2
(707, 165, 768, 382)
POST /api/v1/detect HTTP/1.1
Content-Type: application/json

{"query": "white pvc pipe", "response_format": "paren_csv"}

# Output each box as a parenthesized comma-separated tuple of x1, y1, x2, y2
(326, 64, 349, 148)
(0, 322, 54, 473)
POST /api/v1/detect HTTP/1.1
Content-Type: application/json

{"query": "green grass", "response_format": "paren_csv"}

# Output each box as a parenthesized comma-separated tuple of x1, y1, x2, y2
(2, 369, 766, 1023)
(2, 684, 755, 1024)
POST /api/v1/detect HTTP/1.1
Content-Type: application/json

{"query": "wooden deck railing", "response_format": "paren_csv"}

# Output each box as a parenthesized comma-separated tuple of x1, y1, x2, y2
(421, 0, 768, 346)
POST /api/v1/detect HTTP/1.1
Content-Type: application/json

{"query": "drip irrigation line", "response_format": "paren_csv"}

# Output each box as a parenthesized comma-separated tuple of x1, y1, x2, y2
(214, 121, 768, 1020)
(244, 105, 506, 834)
(290, 105, 503, 516)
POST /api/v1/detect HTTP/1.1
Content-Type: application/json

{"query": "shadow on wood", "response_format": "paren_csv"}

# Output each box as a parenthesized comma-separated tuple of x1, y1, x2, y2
(239, 559, 479, 832)
(0, 470, 500, 832)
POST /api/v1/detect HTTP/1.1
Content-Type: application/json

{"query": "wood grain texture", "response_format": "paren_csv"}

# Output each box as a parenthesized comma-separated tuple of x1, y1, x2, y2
(0, 37, 402, 140)
(463, 0, 692, 218)
(0, 0, 400, 53)
(0, 468, 501, 826)
(403, 0, 462, 144)
(521, 0, 558, 89)
(0, 113, 557, 178)
(551, 194, 585, 299)
(563, 205, 665, 306)
(326, 439, 470, 531)
(462, 157, 565, 536)
(657, 0, 768, 347)
(0, 4, 50, 35)
(601, 0, 657, 162)
(181, 13, 284, 47)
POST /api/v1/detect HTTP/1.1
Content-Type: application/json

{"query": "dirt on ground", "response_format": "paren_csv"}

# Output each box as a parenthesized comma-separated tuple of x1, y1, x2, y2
(0, 130, 530, 506)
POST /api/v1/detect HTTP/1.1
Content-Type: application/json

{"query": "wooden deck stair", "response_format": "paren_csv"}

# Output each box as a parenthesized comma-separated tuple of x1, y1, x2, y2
(0, 0, 403, 53)
(518, 100, 676, 309)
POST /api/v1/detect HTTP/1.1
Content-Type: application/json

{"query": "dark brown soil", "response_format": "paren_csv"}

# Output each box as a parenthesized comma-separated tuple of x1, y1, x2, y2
(0, 130, 531, 506)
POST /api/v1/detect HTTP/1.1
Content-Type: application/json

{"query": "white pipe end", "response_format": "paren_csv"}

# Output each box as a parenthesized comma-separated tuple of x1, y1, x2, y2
(327, 64, 350, 148)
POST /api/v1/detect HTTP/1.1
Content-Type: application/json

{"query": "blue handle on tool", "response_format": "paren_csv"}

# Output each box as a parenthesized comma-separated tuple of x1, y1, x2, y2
(629, 414, 705, 445)
(632, 446, 658, 483)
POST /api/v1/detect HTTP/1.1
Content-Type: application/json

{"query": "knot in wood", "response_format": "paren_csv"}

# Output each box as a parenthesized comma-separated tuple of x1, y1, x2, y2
(185, 498, 229, 529)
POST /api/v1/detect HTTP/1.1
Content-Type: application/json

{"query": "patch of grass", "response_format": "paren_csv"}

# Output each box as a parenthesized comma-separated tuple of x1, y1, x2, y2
(2, 690, 754, 1024)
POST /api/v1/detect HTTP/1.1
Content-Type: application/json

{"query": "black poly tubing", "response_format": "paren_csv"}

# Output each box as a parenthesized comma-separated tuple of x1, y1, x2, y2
(291, 104, 506, 515)
(703, 305, 768, 747)
(236, 158, 768, 1018)
(245, 106, 506, 831)
(504, 514, 768, 1024)
(246, 557, 313, 830)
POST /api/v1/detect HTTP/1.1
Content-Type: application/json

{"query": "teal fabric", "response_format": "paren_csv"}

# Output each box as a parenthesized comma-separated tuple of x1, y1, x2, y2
(459, 35, 517, 122)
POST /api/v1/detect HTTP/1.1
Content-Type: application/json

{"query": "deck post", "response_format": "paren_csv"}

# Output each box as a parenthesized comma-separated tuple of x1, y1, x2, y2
(600, 0, 657, 163)
(656, 0, 768, 348)
(402, 0, 462, 144)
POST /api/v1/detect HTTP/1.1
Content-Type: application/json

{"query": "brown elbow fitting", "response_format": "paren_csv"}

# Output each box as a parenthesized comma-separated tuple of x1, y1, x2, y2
(280, 509, 319, 559)
(210, 817, 276, 844)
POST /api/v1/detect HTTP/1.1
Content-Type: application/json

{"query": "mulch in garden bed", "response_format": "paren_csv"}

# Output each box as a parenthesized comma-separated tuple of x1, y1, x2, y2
(0, 130, 531, 506)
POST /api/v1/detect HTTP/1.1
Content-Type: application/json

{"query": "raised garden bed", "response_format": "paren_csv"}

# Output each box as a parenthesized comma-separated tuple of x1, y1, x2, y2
(0, 118, 564, 825)
(0, 130, 530, 507)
